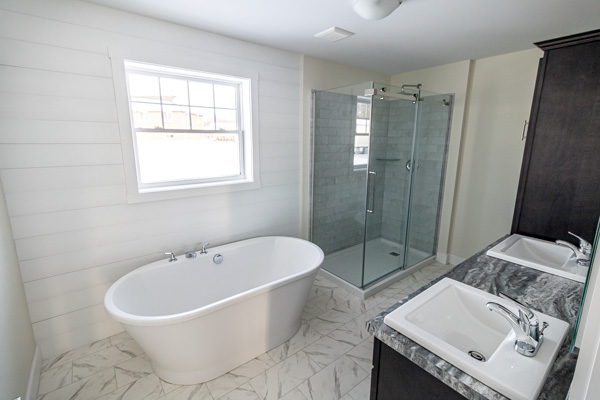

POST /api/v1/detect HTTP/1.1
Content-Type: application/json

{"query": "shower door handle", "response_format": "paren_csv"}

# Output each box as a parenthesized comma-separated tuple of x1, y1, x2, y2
(367, 171, 377, 213)
(406, 159, 419, 171)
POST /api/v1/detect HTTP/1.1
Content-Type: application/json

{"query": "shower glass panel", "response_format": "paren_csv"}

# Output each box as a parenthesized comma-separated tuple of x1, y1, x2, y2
(404, 93, 454, 267)
(311, 82, 453, 290)
(311, 86, 370, 287)
(362, 93, 416, 286)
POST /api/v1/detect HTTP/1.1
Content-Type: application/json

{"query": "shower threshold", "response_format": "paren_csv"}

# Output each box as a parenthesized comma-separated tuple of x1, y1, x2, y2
(319, 238, 434, 299)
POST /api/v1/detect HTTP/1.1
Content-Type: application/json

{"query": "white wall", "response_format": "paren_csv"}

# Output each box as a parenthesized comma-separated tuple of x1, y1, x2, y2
(0, 0, 303, 358)
(301, 56, 391, 239)
(391, 60, 472, 262)
(0, 177, 37, 400)
(393, 50, 542, 260)
(447, 49, 542, 259)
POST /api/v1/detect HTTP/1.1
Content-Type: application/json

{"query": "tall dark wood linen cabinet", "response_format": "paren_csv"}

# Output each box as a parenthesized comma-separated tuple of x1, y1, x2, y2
(512, 30, 600, 243)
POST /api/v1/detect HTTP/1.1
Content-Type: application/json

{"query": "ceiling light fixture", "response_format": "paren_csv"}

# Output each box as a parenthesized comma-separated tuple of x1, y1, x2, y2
(314, 26, 355, 42)
(352, 0, 402, 20)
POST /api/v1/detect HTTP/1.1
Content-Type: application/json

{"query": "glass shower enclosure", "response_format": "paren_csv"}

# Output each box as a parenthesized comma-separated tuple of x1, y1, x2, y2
(310, 81, 453, 291)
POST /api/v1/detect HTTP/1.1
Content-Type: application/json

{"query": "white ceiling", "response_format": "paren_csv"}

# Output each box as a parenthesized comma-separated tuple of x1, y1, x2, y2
(84, 0, 600, 75)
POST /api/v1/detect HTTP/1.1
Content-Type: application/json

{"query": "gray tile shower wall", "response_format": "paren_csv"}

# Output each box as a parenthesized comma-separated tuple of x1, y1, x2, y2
(312, 91, 368, 255)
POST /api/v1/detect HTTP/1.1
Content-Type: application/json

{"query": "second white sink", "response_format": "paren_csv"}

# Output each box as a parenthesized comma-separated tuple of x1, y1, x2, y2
(384, 278, 569, 400)
(486, 234, 587, 283)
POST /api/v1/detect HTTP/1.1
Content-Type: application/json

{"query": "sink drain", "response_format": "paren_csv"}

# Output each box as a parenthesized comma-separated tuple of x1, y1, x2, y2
(468, 350, 486, 362)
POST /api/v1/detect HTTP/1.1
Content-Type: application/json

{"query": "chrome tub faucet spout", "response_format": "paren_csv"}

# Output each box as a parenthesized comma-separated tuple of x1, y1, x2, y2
(185, 251, 197, 258)
(487, 293, 548, 357)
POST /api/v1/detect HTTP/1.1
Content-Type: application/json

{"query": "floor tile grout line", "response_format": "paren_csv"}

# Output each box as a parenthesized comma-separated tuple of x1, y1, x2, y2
(282, 379, 310, 400)
(42, 337, 115, 373)
(305, 336, 374, 375)
(41, 340, 144, 399)
(343, 373, 372, 400)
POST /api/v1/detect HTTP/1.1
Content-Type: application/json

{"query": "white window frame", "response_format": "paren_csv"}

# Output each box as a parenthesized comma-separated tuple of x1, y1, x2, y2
(109, 47, 260, 203)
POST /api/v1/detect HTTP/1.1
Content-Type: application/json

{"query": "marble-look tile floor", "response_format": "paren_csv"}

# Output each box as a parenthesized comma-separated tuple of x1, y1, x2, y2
(37, 262, 452, 400)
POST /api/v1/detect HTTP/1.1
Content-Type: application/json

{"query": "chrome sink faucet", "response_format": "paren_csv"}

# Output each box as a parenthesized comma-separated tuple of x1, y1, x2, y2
(556, 231, 591, 266)
(486, 293, 548, 357)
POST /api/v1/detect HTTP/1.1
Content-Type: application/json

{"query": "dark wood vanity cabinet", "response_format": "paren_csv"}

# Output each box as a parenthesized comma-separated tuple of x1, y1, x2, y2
(512, 30, 600, 243)
(370, 338, 466, 400)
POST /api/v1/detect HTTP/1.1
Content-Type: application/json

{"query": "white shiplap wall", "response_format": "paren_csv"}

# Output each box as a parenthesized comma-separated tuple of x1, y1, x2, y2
(0, 0, 302, 358)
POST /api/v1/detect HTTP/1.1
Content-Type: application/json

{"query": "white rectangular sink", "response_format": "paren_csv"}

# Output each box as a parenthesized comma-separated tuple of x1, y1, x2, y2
(384, 278, 569, 400)
(486, 234, 587, 283)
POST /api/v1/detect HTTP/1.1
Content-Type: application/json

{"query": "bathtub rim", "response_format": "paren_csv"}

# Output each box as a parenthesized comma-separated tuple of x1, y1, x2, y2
(104, 236, 324, 327)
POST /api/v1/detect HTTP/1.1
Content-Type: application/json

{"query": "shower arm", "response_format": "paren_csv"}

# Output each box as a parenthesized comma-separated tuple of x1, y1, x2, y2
(364, 88, 418, 100)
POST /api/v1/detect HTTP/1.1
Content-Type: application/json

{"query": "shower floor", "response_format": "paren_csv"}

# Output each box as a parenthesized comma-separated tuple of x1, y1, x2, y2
(321, 238, 430, 287)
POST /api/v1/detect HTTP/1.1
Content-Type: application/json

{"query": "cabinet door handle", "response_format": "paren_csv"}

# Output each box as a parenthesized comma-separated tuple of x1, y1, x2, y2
(521, 120, 529, 141)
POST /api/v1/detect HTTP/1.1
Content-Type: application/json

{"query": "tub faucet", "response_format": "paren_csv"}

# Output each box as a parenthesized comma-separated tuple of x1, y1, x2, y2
(486, 293, 548, 357)
(556, 232, 591, 266)
(165, 252, 177, 262)
(185, 251, 197, 259)
(200, 243, 210, 255)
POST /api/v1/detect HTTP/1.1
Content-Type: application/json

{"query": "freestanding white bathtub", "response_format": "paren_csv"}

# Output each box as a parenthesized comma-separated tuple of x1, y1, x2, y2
(104, 236, 324, 384)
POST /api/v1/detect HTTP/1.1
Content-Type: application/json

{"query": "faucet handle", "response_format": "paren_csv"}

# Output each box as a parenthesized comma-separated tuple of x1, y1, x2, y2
(568, 232, 592, 256)
(540, 322, 549, 335)
(200, 243, 211, 254)
(165, 252, 177, 262)
(499, 293, 538, 326)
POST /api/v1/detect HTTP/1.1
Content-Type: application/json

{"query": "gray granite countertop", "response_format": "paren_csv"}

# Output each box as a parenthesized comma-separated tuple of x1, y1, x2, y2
(367, 237, 584, 400)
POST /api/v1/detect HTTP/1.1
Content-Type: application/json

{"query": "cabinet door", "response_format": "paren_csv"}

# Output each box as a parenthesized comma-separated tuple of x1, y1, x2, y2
(513, 36, 600, 243)
(371, 338, 465, 400)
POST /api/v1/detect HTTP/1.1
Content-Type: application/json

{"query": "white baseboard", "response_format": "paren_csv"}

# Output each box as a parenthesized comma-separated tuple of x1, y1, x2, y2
(448, 253, 466, 266)
(436, 252, 466, 266)
(436, 252, 448, 264)
(26, 345, 42, 400)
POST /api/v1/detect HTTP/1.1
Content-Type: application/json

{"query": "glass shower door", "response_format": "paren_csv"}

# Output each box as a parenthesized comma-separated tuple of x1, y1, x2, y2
(362, 93, 417, 286)
(404, 94, 453, 266)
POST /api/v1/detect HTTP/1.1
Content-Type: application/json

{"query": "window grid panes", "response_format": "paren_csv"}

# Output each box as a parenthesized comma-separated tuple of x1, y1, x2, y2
(128, 75, 239, 132)
(354, 98, 370, 167)
(124, 61, 250, 190)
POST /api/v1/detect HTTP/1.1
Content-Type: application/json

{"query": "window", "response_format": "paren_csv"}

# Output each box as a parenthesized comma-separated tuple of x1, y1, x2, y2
(124, 61, 253, 193)
(354, 97, 371, 168)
